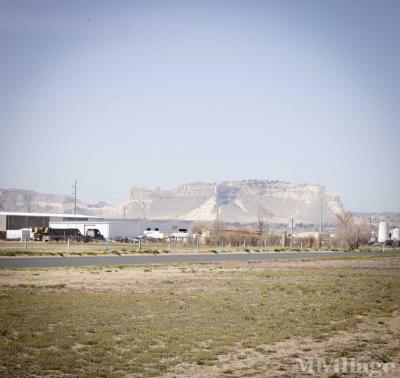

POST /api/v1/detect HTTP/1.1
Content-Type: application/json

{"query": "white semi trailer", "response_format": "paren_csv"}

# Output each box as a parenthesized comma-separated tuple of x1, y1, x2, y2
(49, 220, 142, 240)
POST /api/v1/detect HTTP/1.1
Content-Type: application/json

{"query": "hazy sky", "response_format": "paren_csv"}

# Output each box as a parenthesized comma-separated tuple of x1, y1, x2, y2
(0, 0, 399, 212)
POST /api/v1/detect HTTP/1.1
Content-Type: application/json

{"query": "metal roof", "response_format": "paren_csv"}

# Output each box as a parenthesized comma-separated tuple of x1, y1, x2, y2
(0, 211, 102, 219)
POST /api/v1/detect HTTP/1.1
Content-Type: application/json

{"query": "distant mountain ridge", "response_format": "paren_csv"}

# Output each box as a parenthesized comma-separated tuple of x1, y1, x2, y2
(0, 180, 345, 224)
(125, 180, 343, 224)
(1, 182, 398, 226)
(0, 180, 343, 223)
(0, 188, 118, 218)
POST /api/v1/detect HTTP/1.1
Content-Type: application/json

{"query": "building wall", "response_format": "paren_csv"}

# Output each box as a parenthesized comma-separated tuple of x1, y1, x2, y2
(138, 219, 192, 233)
(7, 215, 50, 230)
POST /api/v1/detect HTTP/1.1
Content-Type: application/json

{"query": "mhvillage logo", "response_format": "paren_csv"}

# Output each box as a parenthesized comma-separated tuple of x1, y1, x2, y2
(295, 357, 396, 376)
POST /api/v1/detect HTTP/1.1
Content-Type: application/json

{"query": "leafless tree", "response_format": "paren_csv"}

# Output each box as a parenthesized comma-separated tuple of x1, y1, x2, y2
(299, 235, 317, 248)
(335, 211, 370, 250)
(191, 222, 207, 236)
(205, 220, 223, 246)
(256, 209, 268, 246)
(212, 219, 223, 234)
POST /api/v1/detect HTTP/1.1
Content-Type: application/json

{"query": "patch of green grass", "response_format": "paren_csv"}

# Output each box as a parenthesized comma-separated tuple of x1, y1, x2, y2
(0, 292, 8, 300)
(0, 250, 20, 256)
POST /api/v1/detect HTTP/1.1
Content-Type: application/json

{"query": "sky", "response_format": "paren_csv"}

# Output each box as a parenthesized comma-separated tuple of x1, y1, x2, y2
(0, 0, 399, 212)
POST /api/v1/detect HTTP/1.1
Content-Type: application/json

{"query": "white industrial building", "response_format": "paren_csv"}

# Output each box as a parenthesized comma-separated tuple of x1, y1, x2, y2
(0, 211, 103, 240)
(0, 211, 193, 240)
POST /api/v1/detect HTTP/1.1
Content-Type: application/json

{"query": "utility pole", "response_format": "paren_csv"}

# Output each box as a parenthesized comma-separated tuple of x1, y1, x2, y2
(369, 216, 372, 240)
(319, 195, 323, 233)
(215, 184, 219, 222)
(123, 205, 126, 220)
(291, 218, 294, 247)
(72, 179, 77, 215)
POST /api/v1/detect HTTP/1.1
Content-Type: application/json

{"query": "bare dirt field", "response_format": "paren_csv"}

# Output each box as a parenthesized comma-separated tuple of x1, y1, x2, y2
(0, 256, 399, 377)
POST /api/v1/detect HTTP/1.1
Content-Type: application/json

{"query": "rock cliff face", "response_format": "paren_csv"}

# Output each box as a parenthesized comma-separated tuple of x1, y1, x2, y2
(125, 180, 344, 224)
(0, 189, 118, 218)
(0, 180, 345, 224)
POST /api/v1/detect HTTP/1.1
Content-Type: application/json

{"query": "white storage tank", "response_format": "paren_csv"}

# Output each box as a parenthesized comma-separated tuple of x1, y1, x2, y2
(378, 222, 390, 243)
(392, 228, 400, 241)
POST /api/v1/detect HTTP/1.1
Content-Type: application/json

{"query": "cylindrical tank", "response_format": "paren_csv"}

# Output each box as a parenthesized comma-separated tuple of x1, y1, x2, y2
(378, 222, 389, 243)
(392, 228, 400, 241)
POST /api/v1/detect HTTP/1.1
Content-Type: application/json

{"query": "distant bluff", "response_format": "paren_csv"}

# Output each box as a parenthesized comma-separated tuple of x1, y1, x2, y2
(0, 180, 344, 224)
(125, 180, 344, 224)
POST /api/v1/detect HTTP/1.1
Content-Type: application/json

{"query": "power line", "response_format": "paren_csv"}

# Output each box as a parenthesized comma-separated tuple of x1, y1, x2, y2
(320, 195, 323, 233)
(215, 184, 219, 222)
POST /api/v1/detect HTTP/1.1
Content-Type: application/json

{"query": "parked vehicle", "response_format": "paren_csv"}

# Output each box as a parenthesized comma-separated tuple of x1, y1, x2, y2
(111, 236, 133, 243)
(32, 227, 84, 242)
(85, 228, 104, 242)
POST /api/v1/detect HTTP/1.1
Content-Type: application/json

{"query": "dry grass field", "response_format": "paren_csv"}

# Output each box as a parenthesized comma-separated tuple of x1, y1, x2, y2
(0, 240, 394, 257)
(0, 256, 399, 377)
(0, 240, 251, 256)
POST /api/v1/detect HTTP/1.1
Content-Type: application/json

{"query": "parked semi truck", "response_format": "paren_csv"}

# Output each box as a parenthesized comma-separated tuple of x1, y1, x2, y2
(32, 227, 104, 242)
(32, 227, 83, 242)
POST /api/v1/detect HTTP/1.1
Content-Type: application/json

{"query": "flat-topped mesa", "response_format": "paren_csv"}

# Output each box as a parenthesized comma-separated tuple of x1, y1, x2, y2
(126, 180, 344, 224)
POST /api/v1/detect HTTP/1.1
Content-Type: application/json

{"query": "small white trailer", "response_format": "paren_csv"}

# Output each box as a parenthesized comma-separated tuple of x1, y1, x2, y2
(6, 228, 34, 240)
